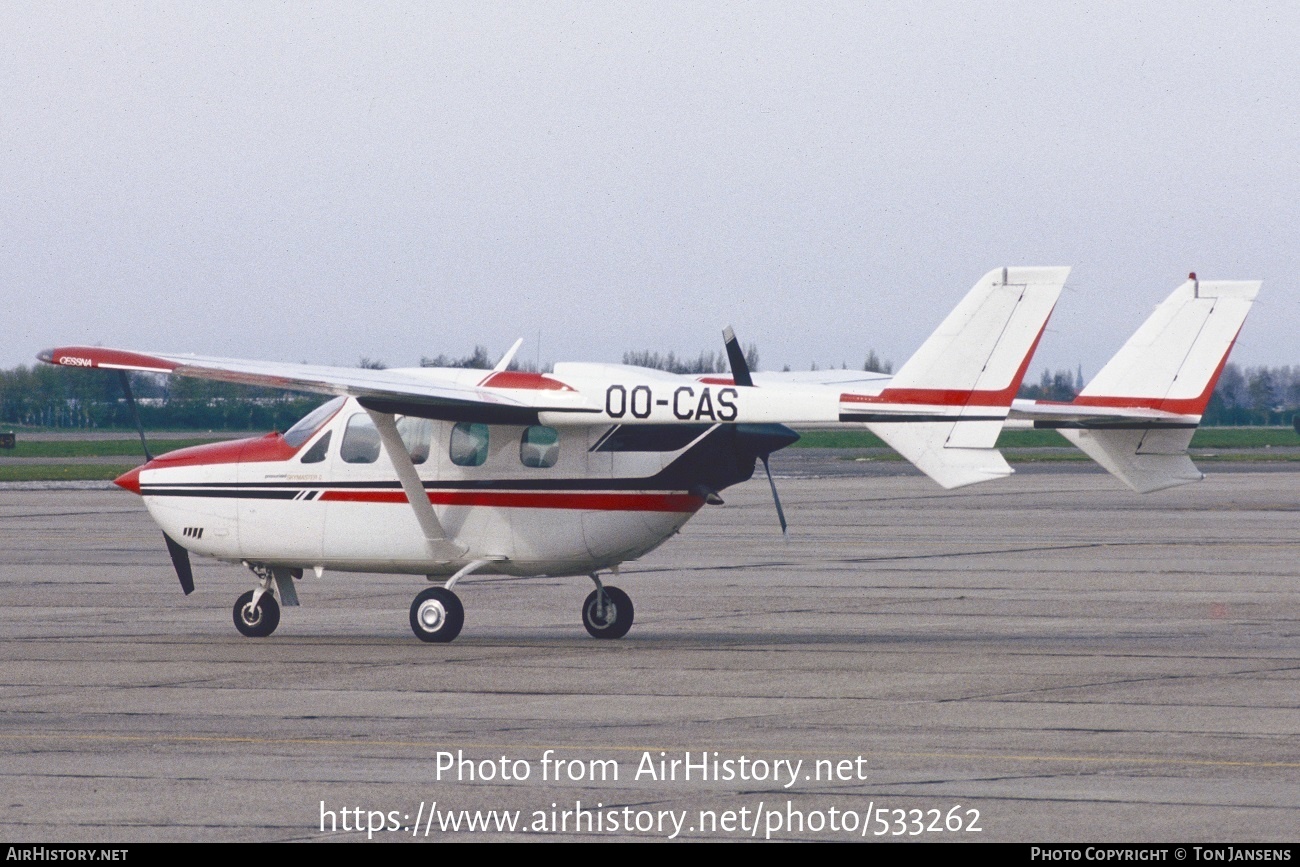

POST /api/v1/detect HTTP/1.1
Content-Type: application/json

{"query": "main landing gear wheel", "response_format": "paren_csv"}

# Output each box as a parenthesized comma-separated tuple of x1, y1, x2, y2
(233, 590, 280, 638)
(410, 587, 464, 643)
(582, 586, 633, 639)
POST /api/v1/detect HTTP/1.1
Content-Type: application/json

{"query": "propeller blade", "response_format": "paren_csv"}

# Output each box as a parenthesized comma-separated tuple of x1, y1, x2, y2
(163, 532, 195, 595)
(722, 326, 754, 387)
(116, 370, 153, 461)
(760, 454, 788, 537)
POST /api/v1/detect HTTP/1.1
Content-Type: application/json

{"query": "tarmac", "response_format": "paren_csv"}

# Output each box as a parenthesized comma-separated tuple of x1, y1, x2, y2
(1, 459, 1297, 842)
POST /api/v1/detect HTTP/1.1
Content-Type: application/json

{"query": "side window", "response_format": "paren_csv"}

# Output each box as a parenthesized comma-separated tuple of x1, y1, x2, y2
(520, 426, 559, 468)
(340, 414, 381, 464)
(396, 416, 432, 465)
(449, 422, 489, 467)
(300, 431, 331, 464)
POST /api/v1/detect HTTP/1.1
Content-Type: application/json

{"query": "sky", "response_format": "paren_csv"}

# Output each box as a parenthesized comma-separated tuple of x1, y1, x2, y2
(3, 2, 1296, 379)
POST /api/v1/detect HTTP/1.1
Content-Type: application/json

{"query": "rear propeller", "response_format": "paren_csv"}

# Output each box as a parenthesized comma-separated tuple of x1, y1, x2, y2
(723, 327, 796, 536)
(117, 370, 194, 594)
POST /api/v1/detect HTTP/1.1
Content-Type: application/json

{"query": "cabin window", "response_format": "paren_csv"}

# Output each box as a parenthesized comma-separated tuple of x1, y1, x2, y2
(340, 413, 381, 464)
(396, 416, 432, 465)
(449, 422, 489, 467)
(520, 426, 559, 468)
(284, 396, 346, 448)
(300, 431, 331, 464)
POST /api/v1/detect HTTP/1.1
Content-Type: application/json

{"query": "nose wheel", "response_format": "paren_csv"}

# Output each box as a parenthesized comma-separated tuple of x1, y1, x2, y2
(582, 585, 633, 639)
(233, 589, 280, 637)
(410, 587, 464, 643)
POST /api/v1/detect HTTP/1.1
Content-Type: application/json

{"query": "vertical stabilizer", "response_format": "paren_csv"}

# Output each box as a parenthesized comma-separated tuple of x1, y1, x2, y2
(845, 266, 1068, 488)
(1057, 277, 1261, 492)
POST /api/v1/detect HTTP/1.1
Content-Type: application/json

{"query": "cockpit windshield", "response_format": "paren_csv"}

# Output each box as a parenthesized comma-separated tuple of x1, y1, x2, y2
(283, 396, 347, 447)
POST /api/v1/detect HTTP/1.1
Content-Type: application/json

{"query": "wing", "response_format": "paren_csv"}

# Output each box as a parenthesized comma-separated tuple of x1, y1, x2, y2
(41, 265, 1069, 492)
(37, 346, 601, 425)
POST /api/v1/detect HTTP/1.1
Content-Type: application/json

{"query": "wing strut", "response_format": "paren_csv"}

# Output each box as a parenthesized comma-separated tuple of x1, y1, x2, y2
(365, 410, 466, 562)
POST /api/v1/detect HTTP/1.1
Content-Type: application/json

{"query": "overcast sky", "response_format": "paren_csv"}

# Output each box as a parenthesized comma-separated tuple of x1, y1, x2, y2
(3, 2, 1296, 380)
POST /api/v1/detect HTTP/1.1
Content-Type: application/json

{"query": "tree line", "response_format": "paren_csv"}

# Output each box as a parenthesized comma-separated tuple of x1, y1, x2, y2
(0, 357, 1294, 431)
(1016, 363, 1299, 426)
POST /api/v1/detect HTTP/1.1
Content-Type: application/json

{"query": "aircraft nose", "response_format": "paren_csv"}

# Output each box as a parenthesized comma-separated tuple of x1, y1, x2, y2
(114, 464, 143, 495)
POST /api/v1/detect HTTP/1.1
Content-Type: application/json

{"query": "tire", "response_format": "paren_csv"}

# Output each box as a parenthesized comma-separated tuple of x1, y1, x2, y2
(410, 587, 464, 643)
(582, 586, 633, 639)
(233, 590, 280, 638)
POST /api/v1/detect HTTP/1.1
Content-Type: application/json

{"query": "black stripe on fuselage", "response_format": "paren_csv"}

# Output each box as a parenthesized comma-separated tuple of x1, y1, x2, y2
(1030, 420, 1198, 430)
(141, 487, 301, 499)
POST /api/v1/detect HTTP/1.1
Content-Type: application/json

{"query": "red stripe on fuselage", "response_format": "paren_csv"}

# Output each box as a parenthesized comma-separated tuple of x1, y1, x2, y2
(319, 489, 704, 513)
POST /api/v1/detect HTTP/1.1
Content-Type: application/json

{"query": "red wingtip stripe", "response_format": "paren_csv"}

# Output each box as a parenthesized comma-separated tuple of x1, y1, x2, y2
(40, 346, 177, 373)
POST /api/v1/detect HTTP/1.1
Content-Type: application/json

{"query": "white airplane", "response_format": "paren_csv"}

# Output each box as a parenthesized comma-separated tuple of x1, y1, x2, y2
(39, 269, 1258, 642)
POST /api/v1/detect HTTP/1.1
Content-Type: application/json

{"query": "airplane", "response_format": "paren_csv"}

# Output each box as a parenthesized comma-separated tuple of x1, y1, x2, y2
(38, 268, 1259, 643)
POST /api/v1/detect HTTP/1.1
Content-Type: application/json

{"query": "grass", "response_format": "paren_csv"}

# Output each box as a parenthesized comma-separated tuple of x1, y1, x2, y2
(0, 464, 137, 482)
(1187, 427, 1300, 448)
(794, 426, 1300, 450)
(0, 437, 226, 458)
(0, 426, 1294, 482)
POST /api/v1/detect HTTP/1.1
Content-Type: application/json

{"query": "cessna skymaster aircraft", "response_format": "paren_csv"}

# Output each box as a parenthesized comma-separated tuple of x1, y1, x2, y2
(40, 268, 1259, 643)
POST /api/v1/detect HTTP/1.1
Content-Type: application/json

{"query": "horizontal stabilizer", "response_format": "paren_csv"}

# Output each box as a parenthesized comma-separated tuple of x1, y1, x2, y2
(1058, 428, 1202, 493)
(867, 421, 1013, 488)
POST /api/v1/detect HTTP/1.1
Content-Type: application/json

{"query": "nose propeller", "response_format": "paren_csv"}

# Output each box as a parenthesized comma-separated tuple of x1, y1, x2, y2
(723, 327, 796, 536)
(117, 370, 194, 594)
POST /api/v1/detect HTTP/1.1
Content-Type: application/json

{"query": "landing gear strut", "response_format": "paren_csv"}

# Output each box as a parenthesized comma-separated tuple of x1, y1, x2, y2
(582, 574, 634, 639)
